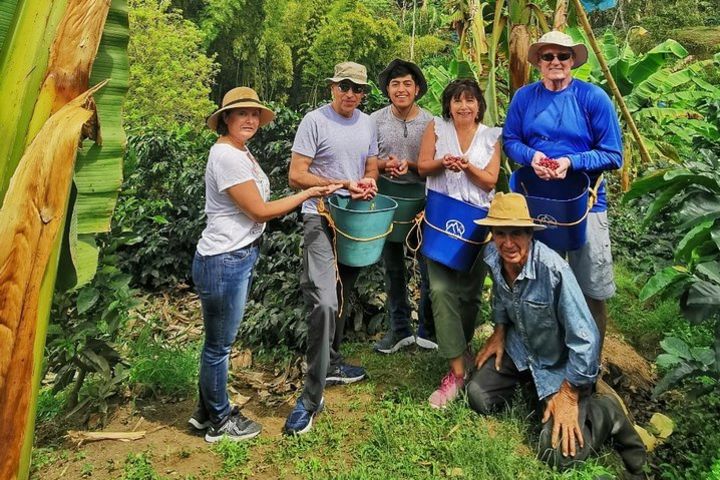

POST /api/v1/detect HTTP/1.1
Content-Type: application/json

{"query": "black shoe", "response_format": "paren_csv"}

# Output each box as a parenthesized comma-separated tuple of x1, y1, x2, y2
(204, 409, 261, 443)
(373, 330, 415, 354)
(190, 404, 239, 431)
(188, 404, 211, 430)
(326, 363, 366, 386)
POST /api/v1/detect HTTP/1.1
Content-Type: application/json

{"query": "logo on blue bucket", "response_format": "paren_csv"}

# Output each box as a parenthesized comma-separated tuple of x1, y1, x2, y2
(536, 214, 558, 230)
(445, 220, 466, 237)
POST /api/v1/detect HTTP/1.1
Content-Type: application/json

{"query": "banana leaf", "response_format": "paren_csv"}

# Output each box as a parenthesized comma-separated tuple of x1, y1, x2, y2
(0, 0, 20, 51)
(675, 219, 714, 262)
(627, 39, 687, 86)
(64, 0, 129, 288)
(679, 194, 720, 230)
(0, 0, 68, 204)
(0, 85, 98, 480)
(639, 265, 691, 302)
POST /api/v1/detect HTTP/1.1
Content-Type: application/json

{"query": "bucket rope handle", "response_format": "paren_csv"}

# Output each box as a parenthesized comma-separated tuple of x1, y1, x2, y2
(423, 215, 492, 245)
(405, 211, 425, 255)
(405, 210, 492, 252)
(316, 197, 346, 317)
(334, 223, 394, 242)
(520, 173, 603, 228)
(316, 197, 395, 317)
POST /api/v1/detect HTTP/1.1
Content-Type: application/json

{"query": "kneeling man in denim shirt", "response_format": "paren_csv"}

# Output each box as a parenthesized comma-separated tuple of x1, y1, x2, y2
(468, 192, 646, 478)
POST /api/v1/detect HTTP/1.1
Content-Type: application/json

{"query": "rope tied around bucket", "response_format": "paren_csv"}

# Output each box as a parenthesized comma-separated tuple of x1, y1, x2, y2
(404, 210, 492, 255)
(520, 174, 604, 228)
(316, 197, 346, 317)
(316, 196, 395, 317)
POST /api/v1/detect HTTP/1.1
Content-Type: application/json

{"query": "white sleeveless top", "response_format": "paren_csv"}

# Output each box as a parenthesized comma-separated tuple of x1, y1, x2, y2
(426, 117, 502, 208)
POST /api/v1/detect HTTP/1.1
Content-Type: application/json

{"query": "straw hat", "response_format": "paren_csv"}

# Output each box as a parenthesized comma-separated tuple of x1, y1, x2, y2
(206, 87, 275, 131)
(474, 192, 546, 230)
(325, 61, 370, 85)
(378, 58, 428, 100)
(528, 30, 589, 69)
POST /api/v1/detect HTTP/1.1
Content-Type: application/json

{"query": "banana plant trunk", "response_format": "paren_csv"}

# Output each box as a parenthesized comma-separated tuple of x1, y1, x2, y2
(0, 0, 127, 478)
(509, 23, 531, 94)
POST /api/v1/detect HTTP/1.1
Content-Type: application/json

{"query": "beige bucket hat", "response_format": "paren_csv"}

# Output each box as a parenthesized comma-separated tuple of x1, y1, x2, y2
(528, 30, 589, 69)
(206, 87, 275, 131)
(474, 192, 546, 230)
(325, 61, 370, 85)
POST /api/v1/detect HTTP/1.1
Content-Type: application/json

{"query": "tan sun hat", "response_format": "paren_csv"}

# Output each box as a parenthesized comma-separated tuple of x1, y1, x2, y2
(474, 192, 546, 230)
(528, 30, 589, 69)
(325, 61, 370, 86)
(206, 87, 275, 131)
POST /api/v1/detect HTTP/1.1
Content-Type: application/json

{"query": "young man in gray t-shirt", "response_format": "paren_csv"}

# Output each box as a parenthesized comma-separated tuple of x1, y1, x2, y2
(284, 61, 379, 436)
(370, 59, 437, 355)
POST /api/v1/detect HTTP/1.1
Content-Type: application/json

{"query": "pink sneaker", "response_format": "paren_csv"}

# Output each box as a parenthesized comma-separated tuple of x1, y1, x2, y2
(428, 371, 465, 409)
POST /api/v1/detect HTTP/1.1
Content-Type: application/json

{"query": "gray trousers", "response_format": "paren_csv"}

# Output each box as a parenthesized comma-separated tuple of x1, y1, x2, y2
(299, 214, 361, 411)
(466, 353, 646, 474)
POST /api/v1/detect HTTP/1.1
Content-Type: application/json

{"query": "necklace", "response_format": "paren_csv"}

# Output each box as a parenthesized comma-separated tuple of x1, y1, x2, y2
(391, 104, 416, 138)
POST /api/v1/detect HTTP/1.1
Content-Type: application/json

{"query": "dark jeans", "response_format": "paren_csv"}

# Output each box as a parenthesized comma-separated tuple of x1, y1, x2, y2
(299, 214, 361, 411)
(382, 242, 434, 337)
(466, 353, 646, 474)
(192, 245, 259, 425)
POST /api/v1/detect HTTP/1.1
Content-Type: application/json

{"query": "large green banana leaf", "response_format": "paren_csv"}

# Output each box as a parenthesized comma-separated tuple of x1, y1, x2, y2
(63, 0, 129, 288)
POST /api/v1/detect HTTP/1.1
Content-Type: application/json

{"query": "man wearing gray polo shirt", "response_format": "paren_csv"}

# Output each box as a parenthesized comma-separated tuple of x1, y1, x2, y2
(370, 59, 437, 354)
(283, 61, 379, 435)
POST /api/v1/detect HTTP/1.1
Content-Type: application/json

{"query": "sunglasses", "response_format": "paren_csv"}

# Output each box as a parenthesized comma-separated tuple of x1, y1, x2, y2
(337, 81, 367, 94)
(539, 52, 573, 62)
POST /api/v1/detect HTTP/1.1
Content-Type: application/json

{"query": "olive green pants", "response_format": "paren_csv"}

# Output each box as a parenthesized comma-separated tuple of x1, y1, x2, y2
(426, 255, 487, 359)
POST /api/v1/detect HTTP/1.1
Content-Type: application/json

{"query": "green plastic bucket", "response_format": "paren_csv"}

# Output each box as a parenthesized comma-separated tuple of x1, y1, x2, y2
(377, 175, 426, 243)
(327, 194, 398, 267)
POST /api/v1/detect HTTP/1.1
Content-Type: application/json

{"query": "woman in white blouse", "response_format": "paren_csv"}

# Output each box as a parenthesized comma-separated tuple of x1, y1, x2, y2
(190, 87, 340, 442)
(418, 79, 501, 409)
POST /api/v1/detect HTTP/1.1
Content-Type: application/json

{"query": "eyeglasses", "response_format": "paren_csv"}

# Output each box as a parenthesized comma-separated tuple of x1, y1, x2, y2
(337, 81, 367, 94)
(539, 52, 573, 62)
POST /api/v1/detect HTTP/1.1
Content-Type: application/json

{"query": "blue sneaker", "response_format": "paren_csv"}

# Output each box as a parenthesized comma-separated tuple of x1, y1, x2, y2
(326, 363, 366, 386)
(283, 397, 324, 435)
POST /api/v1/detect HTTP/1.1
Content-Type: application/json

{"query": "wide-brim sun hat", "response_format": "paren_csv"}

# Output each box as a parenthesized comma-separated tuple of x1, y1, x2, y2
(325, 61, 370, 86)
(474, 192, 546, 230)
(206, 86, 275, 131)
(378, 58, 428, 100)
(528, 30, 589, 69)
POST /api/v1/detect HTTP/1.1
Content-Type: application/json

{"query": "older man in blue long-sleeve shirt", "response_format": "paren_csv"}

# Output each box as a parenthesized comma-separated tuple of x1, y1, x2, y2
(503, 31, 623, 352)
(467, 193, 646, 477)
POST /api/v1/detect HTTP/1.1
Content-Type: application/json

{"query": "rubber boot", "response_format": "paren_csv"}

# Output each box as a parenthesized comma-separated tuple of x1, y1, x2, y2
(587, 394, 647, 476)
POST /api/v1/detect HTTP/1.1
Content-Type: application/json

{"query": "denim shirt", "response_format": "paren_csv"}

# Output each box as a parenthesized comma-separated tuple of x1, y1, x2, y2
(484, 241, 599, 400)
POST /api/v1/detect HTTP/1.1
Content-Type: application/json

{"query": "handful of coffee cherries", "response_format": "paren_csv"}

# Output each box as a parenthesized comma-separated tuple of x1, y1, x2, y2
(537, 157, 560, 170)
(442, 154, 469, 172)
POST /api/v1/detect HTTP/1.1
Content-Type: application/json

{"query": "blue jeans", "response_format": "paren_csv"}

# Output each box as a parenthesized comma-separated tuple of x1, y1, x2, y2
(192, 245, 259, 425)
(382, 242, 434, 337)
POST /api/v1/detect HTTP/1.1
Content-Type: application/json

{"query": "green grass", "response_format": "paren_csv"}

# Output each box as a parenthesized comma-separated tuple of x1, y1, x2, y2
(123, 452, 163, 480)
(254, 339, 621, 479)
(128, 327, 200, 397)
(609, 262, 714, 357)
(211, 437, 253, 477)
(35, 386, 68, 423)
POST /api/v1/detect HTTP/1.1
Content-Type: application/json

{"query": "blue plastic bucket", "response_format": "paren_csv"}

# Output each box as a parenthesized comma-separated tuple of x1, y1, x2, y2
(420, 189, 489, 272)
(509, 167, 591, 251)
(377, 175, 426, 243)
(327, 194, 398, 267)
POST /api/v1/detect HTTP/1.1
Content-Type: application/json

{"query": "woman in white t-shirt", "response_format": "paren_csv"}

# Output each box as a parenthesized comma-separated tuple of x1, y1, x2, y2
(418, 79, 501, 410)
(190, 87, 340, 442)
